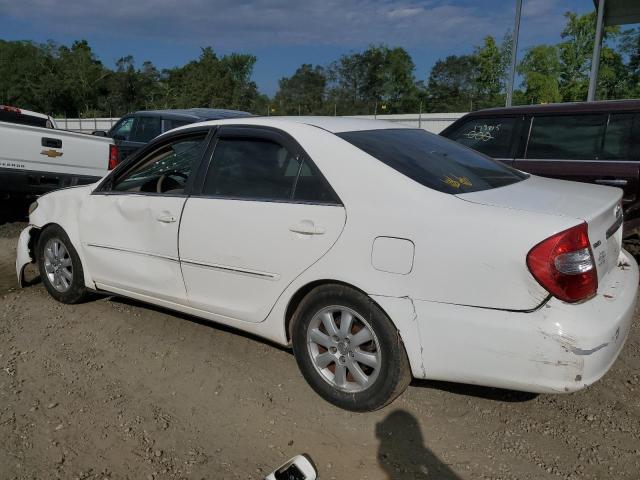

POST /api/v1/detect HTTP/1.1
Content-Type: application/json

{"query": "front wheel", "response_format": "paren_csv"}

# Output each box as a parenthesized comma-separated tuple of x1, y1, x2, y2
(291, 284, 411, 411)
(37, 225, 89, 304)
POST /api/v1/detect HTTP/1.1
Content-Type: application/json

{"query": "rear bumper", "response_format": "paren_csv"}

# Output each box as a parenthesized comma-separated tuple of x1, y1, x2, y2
(404, 250, 638, 393)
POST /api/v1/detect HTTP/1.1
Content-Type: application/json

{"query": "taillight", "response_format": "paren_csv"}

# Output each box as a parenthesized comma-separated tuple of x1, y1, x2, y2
(526, 222, 598, 303)
(108, 144, 119, 170)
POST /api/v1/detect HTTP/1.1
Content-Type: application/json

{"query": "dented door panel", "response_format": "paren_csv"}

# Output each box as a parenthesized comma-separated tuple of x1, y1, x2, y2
(79, 194, 187, 304)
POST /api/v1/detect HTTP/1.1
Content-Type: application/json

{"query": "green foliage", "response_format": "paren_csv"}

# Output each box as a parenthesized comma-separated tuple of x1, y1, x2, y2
(518, 45, 562, 104)
(2, 10, 640, 118)
(274, 64, 326, 115)
(322, 45, 425, 115)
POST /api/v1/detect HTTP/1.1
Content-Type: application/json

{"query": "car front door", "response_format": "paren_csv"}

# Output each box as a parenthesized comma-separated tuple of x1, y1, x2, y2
(78, 129, 212, 304)
(178, 126, 346, 323)
(515, 113, 640, 204)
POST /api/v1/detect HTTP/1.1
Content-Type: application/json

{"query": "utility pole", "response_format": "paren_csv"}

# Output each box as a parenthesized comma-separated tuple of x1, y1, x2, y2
(588, 0, 606, 101)
(506, 0, 522, 107)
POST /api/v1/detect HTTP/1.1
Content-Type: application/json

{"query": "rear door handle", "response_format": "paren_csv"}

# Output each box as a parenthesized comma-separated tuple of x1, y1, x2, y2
(289, 220, 325, 235)
(157, 214, 177, 223)
(595, 179, 628, 187)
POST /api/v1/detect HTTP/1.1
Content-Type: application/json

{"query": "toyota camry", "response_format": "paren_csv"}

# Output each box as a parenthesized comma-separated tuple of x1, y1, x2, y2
(16, 117, 638, 411)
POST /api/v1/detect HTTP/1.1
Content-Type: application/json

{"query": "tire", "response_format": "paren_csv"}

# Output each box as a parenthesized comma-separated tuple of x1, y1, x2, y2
(37, 225, 89, 304)
(291, 284, 411, 412)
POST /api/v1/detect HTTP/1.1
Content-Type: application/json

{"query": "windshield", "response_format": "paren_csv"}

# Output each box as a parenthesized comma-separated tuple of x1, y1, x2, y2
(337, 128, 527, 194)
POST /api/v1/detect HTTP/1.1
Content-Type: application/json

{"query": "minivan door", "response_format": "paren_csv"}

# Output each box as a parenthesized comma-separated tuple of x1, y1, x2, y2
(515, 113, 639, 205)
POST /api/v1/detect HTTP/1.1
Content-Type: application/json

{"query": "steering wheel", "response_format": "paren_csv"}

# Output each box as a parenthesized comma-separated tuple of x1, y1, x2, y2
(156, 171, 189, 193)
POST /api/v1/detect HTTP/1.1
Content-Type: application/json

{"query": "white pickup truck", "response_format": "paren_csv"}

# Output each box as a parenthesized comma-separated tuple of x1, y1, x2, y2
(0, 106, 116, 199)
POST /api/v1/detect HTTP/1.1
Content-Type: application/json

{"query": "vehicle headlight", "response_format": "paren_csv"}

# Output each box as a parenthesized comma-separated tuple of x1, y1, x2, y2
(28, 201, 39, 215)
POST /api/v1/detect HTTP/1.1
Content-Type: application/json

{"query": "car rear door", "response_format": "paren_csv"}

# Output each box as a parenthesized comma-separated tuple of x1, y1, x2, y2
(178, 125, 346, 323)
(441, 115, 521, 166)
(514, 113, 640, 204)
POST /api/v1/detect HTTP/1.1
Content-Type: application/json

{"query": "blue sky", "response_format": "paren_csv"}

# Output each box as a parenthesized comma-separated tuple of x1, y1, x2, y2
(0, 0, 593, 95)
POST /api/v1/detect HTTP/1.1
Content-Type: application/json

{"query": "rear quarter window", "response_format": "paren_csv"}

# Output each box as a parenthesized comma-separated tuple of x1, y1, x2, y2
(337, 129, 527, 194)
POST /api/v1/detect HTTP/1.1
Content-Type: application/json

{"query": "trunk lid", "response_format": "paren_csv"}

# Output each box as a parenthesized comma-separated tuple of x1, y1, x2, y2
(457, 175, 623, 281)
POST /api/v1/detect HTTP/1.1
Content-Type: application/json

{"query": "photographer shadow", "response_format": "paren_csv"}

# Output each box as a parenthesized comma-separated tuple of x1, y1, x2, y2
(376, 409, 461, 480)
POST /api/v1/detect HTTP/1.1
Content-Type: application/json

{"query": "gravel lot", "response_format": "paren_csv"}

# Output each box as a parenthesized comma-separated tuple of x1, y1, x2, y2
(1, 219, 640, 480)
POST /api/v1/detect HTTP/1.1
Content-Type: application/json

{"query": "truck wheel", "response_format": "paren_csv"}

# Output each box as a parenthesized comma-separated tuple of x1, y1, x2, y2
(37, 225, 89, 304)
(291, 284, 411, 411)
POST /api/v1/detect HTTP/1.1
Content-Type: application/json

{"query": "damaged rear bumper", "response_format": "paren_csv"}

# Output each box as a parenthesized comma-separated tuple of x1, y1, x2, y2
(403, 250, 638, 393)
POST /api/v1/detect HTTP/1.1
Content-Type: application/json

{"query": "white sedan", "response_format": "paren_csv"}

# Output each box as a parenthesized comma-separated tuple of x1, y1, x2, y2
(16, 117, 638, 411)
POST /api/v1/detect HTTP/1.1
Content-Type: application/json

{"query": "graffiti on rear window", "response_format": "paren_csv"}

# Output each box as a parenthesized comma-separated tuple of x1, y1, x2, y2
(463, 123, 502, 142)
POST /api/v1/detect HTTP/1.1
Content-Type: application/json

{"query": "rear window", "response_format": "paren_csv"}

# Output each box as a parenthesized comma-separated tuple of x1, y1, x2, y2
(337, 129, 527, 194)
(0, 110, 48, 128)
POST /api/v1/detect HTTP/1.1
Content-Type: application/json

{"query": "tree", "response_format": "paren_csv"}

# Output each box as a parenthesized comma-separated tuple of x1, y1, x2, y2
(558, 11, 622, 101)
(473, 35, 507, 108)
(163, 47, 262, 112)
(327, 45, 423, 114)
(518, 45, 562, 104)
(274, 64, 326, 114)
(426, 55, 477, 112)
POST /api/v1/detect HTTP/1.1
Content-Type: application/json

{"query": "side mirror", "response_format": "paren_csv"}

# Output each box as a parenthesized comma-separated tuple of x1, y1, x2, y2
(266, 455, 316, 480)
(91, 130, 108, 137)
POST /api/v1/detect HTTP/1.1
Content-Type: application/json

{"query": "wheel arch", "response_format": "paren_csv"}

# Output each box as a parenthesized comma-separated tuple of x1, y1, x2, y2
(284, 279, 396, 343)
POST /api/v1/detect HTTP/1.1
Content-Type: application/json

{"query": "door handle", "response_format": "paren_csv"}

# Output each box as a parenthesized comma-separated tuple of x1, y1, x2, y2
(595, 179, 628, 187)
(156, 214, 177, 223)
(289, 220, 325, 235)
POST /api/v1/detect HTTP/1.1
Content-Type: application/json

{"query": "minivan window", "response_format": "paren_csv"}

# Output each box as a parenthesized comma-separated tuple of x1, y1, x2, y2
(446, 117, 517, 158)
(337, 129, 527, 194)
(601, 113, 634, 160)
(130, 116, 162, 143)
(526, 115, 606, 160)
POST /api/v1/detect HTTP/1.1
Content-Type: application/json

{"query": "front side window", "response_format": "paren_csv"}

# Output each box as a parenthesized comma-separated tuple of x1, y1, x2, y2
(112, 134, 207, 194)
(110, 117, 134, 140)
(203, 137, 339, 203)
(526, 115, 606, 160)
(130, 116, 162, 143)
(337, 128, 527, 194)
(447, 117, 517, 158)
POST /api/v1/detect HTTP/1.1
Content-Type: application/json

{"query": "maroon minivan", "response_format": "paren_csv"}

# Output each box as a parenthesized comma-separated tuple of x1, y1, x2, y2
(441, 100, 640, 239)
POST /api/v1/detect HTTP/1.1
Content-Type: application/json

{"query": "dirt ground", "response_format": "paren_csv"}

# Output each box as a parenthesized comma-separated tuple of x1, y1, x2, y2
(1, 219, 640, 480)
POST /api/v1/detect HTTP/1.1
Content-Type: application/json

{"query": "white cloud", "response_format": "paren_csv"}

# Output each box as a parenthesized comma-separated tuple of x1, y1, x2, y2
(0, 0, 509, 49)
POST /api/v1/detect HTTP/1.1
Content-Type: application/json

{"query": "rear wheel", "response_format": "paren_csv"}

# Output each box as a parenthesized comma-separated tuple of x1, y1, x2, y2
(291, 284, 411, 411)
(37, 225, 89, 304)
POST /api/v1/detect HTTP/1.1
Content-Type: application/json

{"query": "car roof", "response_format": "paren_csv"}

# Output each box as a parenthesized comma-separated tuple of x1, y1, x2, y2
(174, 116, 414, 134)
(131, 108, 253, 121)
(463, 99, 640, 117)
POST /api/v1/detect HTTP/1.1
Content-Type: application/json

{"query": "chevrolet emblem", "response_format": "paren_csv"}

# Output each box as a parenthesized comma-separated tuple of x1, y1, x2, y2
(40, 149, 63, 158)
